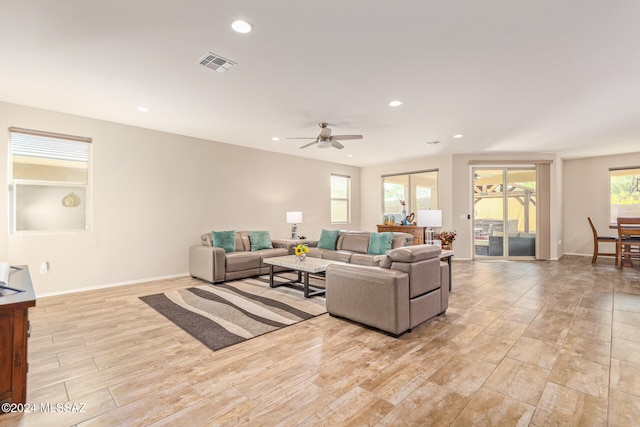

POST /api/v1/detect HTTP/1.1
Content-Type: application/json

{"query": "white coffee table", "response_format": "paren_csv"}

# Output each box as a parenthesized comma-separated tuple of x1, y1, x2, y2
(263, 255, 346, 298)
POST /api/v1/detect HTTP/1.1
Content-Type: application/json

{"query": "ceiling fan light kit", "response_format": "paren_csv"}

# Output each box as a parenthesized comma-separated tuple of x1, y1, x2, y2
(317, 139, 332, 149)
(288, 122, 363, 150)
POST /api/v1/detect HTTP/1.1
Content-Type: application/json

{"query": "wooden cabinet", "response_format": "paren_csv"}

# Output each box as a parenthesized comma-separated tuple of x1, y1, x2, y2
(377, 224, 426, 245)
(0, 266, 35, 406)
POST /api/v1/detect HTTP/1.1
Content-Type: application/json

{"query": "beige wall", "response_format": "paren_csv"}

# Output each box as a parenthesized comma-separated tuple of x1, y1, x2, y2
(564, 152, 640, 255)
(0, 102, 360, 296)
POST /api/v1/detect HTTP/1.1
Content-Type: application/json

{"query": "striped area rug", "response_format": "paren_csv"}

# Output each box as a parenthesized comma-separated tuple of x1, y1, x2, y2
(140, 274, 326, 351)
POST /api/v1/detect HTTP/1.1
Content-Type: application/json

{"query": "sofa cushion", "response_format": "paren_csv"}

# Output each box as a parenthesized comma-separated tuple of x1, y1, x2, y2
(368, 232, 393, 255)
(258, 247, 289, 264)
(391, 232, 414, 248)
(212, 230, 236, 253)
(237, 231, 251, 251)
(307, 247, 325, 258)
(339, 232, 371, 254)
(322, 250, 353, 263)
(350, 253, 386, 266)
(318, 229, 340, 250)
(225, 251, 261, 272)
(249, 231, 273, 251)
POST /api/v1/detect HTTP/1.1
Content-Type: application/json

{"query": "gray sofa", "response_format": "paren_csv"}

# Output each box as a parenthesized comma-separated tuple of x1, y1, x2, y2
(189, 231, 291, 283)
(325, 244, 449, 336)
(307, 231, 414, 266)
(189, 230, 414, 284)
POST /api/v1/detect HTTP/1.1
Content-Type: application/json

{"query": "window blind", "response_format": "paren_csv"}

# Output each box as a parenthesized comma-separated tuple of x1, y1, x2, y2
(9, 127, 90, 162)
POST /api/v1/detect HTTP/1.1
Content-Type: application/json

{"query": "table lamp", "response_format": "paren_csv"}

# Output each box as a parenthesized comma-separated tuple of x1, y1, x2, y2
(417, 209, 442, 245)
(286, 211, 303, 239)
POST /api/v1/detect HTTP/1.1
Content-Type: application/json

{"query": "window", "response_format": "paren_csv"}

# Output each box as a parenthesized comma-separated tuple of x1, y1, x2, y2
(330, 174, 350, 223)
(382, 170, 438, 218)
(9, 127, 91, 233)
(610, 166, 640, 225)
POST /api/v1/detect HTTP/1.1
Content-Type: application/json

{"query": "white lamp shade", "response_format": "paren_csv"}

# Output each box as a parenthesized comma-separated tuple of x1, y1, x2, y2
(286, 211, 303, 224)
(417, 209, 442, 227)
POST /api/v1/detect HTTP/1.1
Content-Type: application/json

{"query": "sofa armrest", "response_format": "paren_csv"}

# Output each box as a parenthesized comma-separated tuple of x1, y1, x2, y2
(189, 245, 226, 283)
(326, 264, 410, 335)
(270, 239, 295, 254)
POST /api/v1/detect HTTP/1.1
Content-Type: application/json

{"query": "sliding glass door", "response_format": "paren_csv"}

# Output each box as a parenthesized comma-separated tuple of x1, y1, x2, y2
(473, 167, 536, 259)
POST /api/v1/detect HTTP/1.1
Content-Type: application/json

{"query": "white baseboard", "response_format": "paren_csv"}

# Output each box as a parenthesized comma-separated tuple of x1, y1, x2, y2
(37, 272, 191, 298)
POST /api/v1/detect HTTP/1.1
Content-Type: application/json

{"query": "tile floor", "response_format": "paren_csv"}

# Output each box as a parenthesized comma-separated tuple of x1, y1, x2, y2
(1, 255, 639, 426)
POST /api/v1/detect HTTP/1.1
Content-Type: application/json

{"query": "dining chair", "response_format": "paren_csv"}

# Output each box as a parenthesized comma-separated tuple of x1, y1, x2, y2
(587, 217, 617, 264)
(616, 217, 640, 268)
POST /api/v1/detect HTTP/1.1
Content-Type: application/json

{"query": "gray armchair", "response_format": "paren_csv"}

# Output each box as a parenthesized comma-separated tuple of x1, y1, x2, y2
(325, 244, 449, 336)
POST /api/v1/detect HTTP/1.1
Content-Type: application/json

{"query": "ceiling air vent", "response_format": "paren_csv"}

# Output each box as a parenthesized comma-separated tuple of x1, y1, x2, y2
(198, 52, 236, 73)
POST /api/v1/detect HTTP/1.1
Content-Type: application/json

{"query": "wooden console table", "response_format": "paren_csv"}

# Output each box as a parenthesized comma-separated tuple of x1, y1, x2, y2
(0, 266, 35, 406)
(377, 224, 426, 245)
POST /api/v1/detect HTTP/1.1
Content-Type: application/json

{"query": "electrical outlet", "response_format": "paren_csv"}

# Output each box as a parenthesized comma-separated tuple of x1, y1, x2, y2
(40, 261, 49, 274)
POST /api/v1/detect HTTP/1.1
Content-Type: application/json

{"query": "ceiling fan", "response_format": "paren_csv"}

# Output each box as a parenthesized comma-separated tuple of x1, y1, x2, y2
(288, 123, 363, 149)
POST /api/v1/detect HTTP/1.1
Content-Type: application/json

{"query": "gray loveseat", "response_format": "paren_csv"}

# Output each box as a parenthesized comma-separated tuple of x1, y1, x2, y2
(189, 231, 291, 283)
(325, 244, 449, 336)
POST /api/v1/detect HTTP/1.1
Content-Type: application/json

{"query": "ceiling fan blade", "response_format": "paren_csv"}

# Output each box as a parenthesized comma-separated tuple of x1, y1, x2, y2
(331, 134, 363, 140)
(331, 140, 344, 149)
(299, 141, 317, 149)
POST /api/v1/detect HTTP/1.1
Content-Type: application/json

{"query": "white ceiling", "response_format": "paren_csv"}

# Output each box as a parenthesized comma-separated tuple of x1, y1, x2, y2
(1, 1, 639, 167)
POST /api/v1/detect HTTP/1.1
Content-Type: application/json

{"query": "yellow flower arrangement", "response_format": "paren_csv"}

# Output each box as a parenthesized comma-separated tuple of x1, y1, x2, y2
(294, 244, 309, 257)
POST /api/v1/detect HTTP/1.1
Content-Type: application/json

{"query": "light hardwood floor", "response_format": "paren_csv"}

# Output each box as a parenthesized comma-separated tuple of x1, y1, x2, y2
(2, 255, 640, 426)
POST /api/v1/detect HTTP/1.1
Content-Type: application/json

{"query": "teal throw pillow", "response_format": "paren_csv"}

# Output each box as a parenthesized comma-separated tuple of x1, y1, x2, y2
(368, 232, 393, 255)
(249, 230, 273, 251)
(317, 229, 340, 250)
(212, 230, 236, 253)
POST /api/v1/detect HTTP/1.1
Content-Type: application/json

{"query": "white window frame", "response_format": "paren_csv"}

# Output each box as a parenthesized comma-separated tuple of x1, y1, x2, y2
(382, 169, 439, 218)
(9, 127, 92, 234)
(609, 166, 640, 226)
(330, 174, 350, 224)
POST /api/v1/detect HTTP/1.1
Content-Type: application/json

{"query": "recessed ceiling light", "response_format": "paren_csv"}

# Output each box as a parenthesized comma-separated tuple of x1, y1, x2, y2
(137, 106, 150, 112)
(272, 137, 280, 141)
(347, 154, 353, 157)
(389, 100, 403, 107)
(453, 134, 464, 139)
(231, 20, 252, 33)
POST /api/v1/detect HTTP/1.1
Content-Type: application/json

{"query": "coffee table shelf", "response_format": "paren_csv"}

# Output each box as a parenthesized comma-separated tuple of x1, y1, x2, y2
(263, 255, 345, 298)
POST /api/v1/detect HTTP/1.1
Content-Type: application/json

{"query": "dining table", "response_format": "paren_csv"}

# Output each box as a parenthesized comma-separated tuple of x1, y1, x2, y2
(616, 217, 640, 268)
